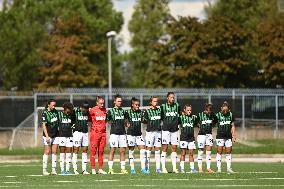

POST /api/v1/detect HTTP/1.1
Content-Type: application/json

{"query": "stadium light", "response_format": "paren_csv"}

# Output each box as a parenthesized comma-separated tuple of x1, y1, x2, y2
(106, 31, 117, 100)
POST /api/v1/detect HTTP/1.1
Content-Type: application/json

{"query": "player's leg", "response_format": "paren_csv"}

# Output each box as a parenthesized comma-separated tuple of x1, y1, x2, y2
(51, 138, 59, 175)
(145, 132, 153, 171)
(108, 134, 118, 174)
(161, 131, 170, 173)
(59, 137, 66, 174)
(137, 136, 147, 173)
(72, 131, 81, 175)
(81, 133, 89, 175)
(205, 134, 214, 173)
(154, 131, 162, 173)
(65, 137, 73, 174)
(119, 135, 128, 174)
(216, 139, 225, 173)
(90, 132, 99, 174)
(127, 135, 136, 173)
(225, 139, 234, 173)
(42, 137, 51, 175)
(98, 133, 107, 174)
(188, 141, 197, 173)
(170, 131, 179, 173)
(197, 135, 206, 172)
(179, 141, 187, 173)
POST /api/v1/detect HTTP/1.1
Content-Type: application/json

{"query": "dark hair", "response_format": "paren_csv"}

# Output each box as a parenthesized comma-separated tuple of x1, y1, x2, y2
(131, 97, 139, 108)
(183, 104, 192, 111)
(149, 96, 158, 104)
(114, 94, 122, 100)
(63, 102, 74, 110)
(205, 103, 213, 111)
(167, 92, 175, 97)
(96, 96, 104, 102)
(45, 99, 56, 109)
(81, 101, 89, 109)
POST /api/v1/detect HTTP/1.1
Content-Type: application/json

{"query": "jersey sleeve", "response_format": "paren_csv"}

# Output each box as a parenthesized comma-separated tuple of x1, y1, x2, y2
(124, 110, 130, 121)
(177, 103, 182, 116)
(106, 109, 112, 122)
(231, 113, 235, 123)
(193, 115, 198, 127)
(143, 110, 149, 122)
(160, 104, 165, 120)
(71, 110, 76, 125)
(41, 112, 47, 124)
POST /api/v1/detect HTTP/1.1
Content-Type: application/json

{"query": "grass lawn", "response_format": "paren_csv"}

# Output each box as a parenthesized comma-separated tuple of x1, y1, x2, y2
(0, 162, 283, 189)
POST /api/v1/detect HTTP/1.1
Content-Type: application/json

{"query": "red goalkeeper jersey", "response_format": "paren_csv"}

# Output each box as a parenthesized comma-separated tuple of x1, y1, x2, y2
(89, 106, 107, 133)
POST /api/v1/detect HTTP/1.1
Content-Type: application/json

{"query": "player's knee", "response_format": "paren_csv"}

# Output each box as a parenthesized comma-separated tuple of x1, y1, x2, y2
(181, 150, 186, 156)
(120, 148, 126, 154)
(189, 150, 194, 157)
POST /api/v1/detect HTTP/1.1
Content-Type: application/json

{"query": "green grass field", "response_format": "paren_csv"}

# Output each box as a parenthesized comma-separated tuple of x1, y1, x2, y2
(0, 162, 283, 189)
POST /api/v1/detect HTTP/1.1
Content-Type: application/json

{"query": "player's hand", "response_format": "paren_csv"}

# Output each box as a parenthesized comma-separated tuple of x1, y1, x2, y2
(46, 136, 51, 144)
(232, 136, 236, 143)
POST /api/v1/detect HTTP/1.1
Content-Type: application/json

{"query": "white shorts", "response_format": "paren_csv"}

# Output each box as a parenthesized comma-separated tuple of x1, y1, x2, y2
(216, 139, 232, 147)
(180, 141, 196, 150)
(42, 136, 59, 146)
(161, 131, 179, 145)
(197, 134, 214, 149)
(73, 131, 89, 147)
(109, 134, 127, 148)
(127, 135, 145, 147)
(145, 131, 161, 148)
(58, 137, 73, 147)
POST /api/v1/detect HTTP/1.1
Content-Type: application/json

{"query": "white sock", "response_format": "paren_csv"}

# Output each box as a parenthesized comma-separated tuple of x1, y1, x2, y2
(129, 150, 135, 170)
(197, 150, 203, 170)
(190, 161, 195, 170)
(146, 150, 151, 170)
(43, 154, 48, 171)
(51, 154, 57, 172)
(216, 153, 222, 171)
(121, 161, 126, 170)
(226, 154, 232, 170)
(155, 150, 161, 170)
(206, 151, 212, 169)
(60, 153, 65, 172)
(161, 151, 167, 170)
(108, 161, 113, 170)
(66, 153, 72, 172)
(180, 160, 185, 170)
(72, 153, 78, 172)
(82, 153, 88, 172)
(140, 149, 146, 170)
(171, 152, 177, 171)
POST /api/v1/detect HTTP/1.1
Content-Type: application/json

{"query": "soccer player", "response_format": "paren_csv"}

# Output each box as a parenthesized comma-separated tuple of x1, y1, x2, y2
(144, 96, 162, 173)
(160, 92, 181, 173)
(215, 101, 236, 173)
(107, 94, 128, 174)
(125, 97, 147, 174)
(42, 99, 59, 175)
(72, 102, 90, 175)
(89, 96, 108, 175)
(179, 104, 198, 173)
(58, 102, 74, 175)
(196, 103, 217, 173)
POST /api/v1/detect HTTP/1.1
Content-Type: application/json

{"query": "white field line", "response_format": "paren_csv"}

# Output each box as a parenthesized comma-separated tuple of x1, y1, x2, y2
(56, 181, 77, 183)
(2, 182, 22, 184)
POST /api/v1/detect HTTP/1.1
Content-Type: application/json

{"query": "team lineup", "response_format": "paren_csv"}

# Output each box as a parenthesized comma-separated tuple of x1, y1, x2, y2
(41, 92, 236, 175)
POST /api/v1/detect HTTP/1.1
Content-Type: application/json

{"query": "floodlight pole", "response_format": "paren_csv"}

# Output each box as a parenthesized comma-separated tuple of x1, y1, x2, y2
(106, 31, 117, 100)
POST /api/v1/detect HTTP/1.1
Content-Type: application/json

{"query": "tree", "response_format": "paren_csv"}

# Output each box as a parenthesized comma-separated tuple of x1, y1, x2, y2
(127, 0, 171, 87)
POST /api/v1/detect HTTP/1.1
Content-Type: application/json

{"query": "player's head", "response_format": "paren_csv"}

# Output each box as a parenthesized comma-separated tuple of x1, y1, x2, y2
(150, 96, 158, 107)
(46, 99, 56, 110)
(204, 103, 213, 115)
(80, 101, 89, 113)
(167, 92, 175, 104)
(114, 94, 122, 108)
(131, 97, 140, 111)
(183, 104, 192, 115)
(63, 102, 74, 115)
(96, 96, 104, 109)
(221, 101, 229, 114)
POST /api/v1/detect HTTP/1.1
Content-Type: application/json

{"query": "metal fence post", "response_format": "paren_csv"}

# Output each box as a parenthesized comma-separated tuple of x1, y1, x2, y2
(70, 93, 73, 103)
(242, 94, 246, 139)
(140, 94, 143, 107)
(105, 94, 109, 108)
(34, 93, 38, 147)
(208, 94, 212, 104)
(275, 95, 279, 139)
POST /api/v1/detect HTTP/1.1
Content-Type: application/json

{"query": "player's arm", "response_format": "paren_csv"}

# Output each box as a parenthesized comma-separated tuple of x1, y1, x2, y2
(41, 113, 50, 144)
(106, 109, 112, 124)
(124, 110, 130, 128)
(231, 113, 236, 143)
(142, 110, 148, 124)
